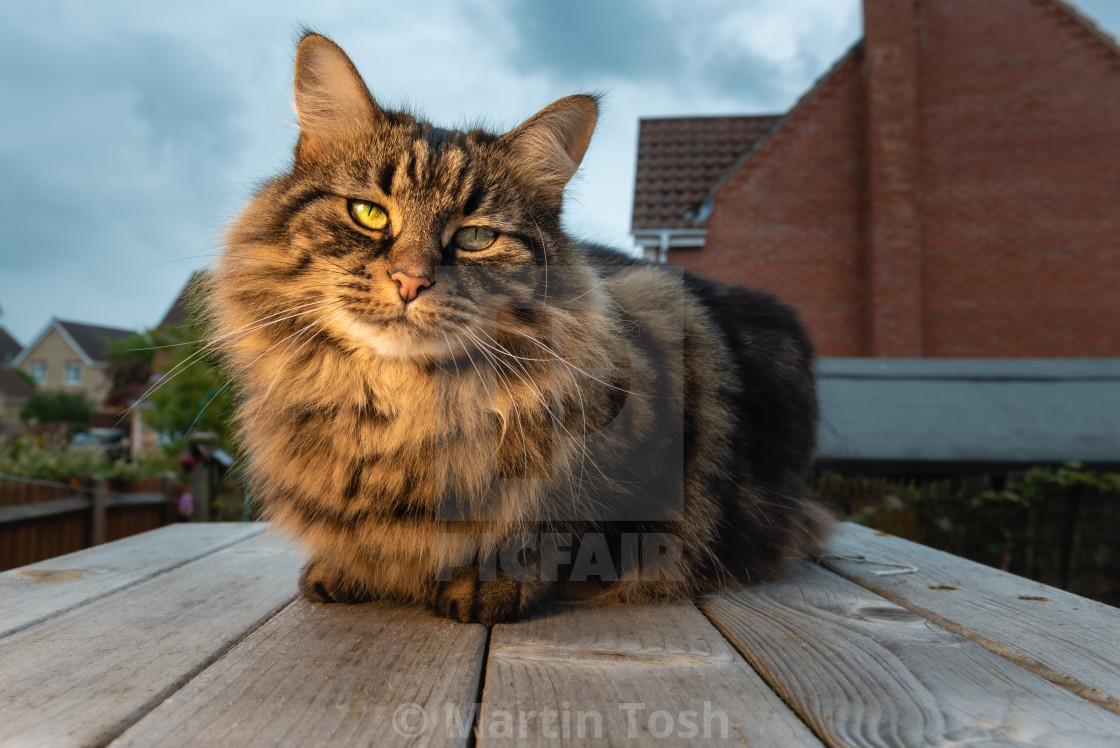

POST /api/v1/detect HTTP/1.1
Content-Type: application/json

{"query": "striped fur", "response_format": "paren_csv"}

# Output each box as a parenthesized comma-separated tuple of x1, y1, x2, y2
(207, 34, 831, 624)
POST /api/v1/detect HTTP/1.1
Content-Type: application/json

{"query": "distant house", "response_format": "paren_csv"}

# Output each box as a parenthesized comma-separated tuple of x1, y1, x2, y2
(0, 327, 21, 365)
(12, 319, 134, 410)
(631, 0, 1120, 358)
(158, 270, 208, 332)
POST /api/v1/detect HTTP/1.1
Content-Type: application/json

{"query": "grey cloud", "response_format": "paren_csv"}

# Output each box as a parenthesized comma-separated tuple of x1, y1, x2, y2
(0, 157, 95, 271)
(0, 25, 247, 267)
(480, 0, 799, 109)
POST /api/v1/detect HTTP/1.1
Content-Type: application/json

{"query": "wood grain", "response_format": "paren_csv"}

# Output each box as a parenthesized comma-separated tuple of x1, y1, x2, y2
(113, 601, 487, 748)
(478, 601, 823, 747)
(0, 531, 302, 747)
(0, 521, 265, 638)
(702, 563, 1120, 747)
(822, 522, 1120, 715)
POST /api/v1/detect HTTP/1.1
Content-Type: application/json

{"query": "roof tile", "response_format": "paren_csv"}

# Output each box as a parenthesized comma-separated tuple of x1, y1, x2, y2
(630, 115, 780, 231)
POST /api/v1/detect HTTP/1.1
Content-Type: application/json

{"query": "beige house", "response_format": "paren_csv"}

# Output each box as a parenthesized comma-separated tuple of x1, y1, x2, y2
(12, 319, 134, 410)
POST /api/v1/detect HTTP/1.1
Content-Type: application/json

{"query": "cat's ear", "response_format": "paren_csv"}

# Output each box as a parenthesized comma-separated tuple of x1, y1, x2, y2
(293, 33, 380, 163)
(502, 95, 598, 204)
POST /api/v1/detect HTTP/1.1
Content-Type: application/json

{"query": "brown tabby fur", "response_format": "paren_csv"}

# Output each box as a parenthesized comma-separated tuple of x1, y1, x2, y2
(207, 33, 832, 624)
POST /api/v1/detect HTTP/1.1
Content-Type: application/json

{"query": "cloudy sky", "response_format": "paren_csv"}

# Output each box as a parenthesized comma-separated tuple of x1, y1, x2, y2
(2, 0, 1118, 345)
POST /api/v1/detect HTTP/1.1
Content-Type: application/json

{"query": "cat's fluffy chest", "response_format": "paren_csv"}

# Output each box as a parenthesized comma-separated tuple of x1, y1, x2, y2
(274, 353, 562, 516)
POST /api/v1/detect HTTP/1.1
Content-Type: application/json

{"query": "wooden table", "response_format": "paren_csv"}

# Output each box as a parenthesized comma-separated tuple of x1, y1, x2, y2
(2, 522, 1119, 747)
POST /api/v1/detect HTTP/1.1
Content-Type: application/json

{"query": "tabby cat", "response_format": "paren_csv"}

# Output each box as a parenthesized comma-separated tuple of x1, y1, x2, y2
(207, 33, 831, 624)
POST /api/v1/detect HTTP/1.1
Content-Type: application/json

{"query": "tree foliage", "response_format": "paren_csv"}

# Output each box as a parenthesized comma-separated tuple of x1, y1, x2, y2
(104, 331, 161, 409)
(19, 389, 95, 427)
(143, 316, 237, 452)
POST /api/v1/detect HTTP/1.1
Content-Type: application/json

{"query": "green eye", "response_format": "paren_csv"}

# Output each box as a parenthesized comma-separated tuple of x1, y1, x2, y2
(454, 226, 497, 251)
(348, 200, 389, 230)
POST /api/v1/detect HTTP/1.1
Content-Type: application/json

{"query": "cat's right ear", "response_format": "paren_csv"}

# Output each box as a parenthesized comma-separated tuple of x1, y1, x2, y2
(293, 33, 380, 164)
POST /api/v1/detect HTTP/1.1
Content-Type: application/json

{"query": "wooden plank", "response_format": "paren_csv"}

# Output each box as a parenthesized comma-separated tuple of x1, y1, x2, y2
(702, 563, 1120, 747)
(0, 522, 266, 639)
(478, 601, 823, 747)
(821, 522, 1120, 715)
(0, 531, 302, 747)
(0, 497, 88, 523)
(113, 601, 487, 748)
(91, 475, 108, 545)
(107, 492, 168, 507)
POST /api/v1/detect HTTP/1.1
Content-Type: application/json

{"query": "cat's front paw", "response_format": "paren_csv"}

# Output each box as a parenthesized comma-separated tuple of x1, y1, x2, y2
(431, 567, 551, 625)
(298, 558, 374, 604)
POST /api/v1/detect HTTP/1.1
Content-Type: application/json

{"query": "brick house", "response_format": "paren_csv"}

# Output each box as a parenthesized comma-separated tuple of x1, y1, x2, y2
(632, 0, 1120, 358)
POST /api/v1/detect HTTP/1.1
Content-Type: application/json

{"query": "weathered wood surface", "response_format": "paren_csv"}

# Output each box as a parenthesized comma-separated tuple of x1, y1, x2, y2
(479, 601, 824, 747)
(0, 522, 265, 638)
(0, 531, 301, 747)
(3, 523, 1120, 747)
(702, 563, 1120, 747)
(822, 522, 1120, 715)
(114, 601, 487, 748)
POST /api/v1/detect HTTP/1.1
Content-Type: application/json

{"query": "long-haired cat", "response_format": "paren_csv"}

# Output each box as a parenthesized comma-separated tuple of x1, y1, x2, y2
(207, 32, 831, 624)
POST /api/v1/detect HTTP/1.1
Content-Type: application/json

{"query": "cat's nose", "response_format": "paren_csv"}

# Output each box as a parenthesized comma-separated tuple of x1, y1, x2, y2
(389, 270, 432, 303)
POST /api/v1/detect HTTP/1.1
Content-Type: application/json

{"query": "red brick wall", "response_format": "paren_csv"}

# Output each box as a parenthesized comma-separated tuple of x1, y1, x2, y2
(673, 0, 1120, 358)
(917, 0, 1120, 356)
(865, 0, 924, 356)
(669, 51, 870, 356)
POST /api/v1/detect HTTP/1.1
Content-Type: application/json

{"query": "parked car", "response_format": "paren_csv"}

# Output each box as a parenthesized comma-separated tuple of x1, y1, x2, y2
(70, 428, 128, 461)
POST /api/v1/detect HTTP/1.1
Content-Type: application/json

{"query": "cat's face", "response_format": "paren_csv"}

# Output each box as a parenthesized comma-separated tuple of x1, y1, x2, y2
(223, 34, 598, 362)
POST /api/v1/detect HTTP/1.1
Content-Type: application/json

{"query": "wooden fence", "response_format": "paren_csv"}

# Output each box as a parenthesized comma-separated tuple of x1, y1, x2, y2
(0, 474, 184, 571)
(817, 472, 1120, 607)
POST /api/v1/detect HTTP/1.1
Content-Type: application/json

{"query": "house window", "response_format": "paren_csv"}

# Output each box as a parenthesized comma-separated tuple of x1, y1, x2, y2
(29, 361, 47, 386)
(64, 362, 83, 386)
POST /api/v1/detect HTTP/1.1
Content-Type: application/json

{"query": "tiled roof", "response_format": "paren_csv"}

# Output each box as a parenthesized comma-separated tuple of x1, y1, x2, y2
(56, 320, 134, 364)
(630, 115, 781, 231)
(0, 327, 21, 364)
(159, 271, 206, 329)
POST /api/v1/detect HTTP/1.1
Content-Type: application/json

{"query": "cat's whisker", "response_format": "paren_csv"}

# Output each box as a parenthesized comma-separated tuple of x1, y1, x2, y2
(461, 328, 574, 439)
(222, 302, 350, 407)
(120, 298, 345, 423)
(463, 329, 532, 477)
(526, 214, 550, 303)
(123, 253, 225, 280)
(497, 325, 645, 398)
(463, 324, 604, 470)
(456, 333, 508, 444)
(181, 386, 230, 441)
(129, 296, 335, 352)
(556, 273, 614, 305)
(220, 251, 354, 277)
(246, 308, 349, 423)
(440, 333, 463, 378)
(461, 326, 610, 491)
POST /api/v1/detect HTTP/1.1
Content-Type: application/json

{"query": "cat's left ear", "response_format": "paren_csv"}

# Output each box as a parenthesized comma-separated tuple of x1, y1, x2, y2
(501, 95, 598, 206)
(293, 33, 380, 164)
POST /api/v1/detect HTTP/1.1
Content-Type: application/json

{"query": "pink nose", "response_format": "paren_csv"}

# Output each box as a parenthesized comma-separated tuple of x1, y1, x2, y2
(389, 271, 432, 302)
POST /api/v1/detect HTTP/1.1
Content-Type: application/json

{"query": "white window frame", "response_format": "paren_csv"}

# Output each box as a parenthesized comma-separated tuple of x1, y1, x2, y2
(64, 361, 83, 386)
(29, 361, 47, 386)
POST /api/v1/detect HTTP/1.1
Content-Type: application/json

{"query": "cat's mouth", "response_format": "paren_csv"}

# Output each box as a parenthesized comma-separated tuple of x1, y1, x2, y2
(341, 310, 457, 360)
